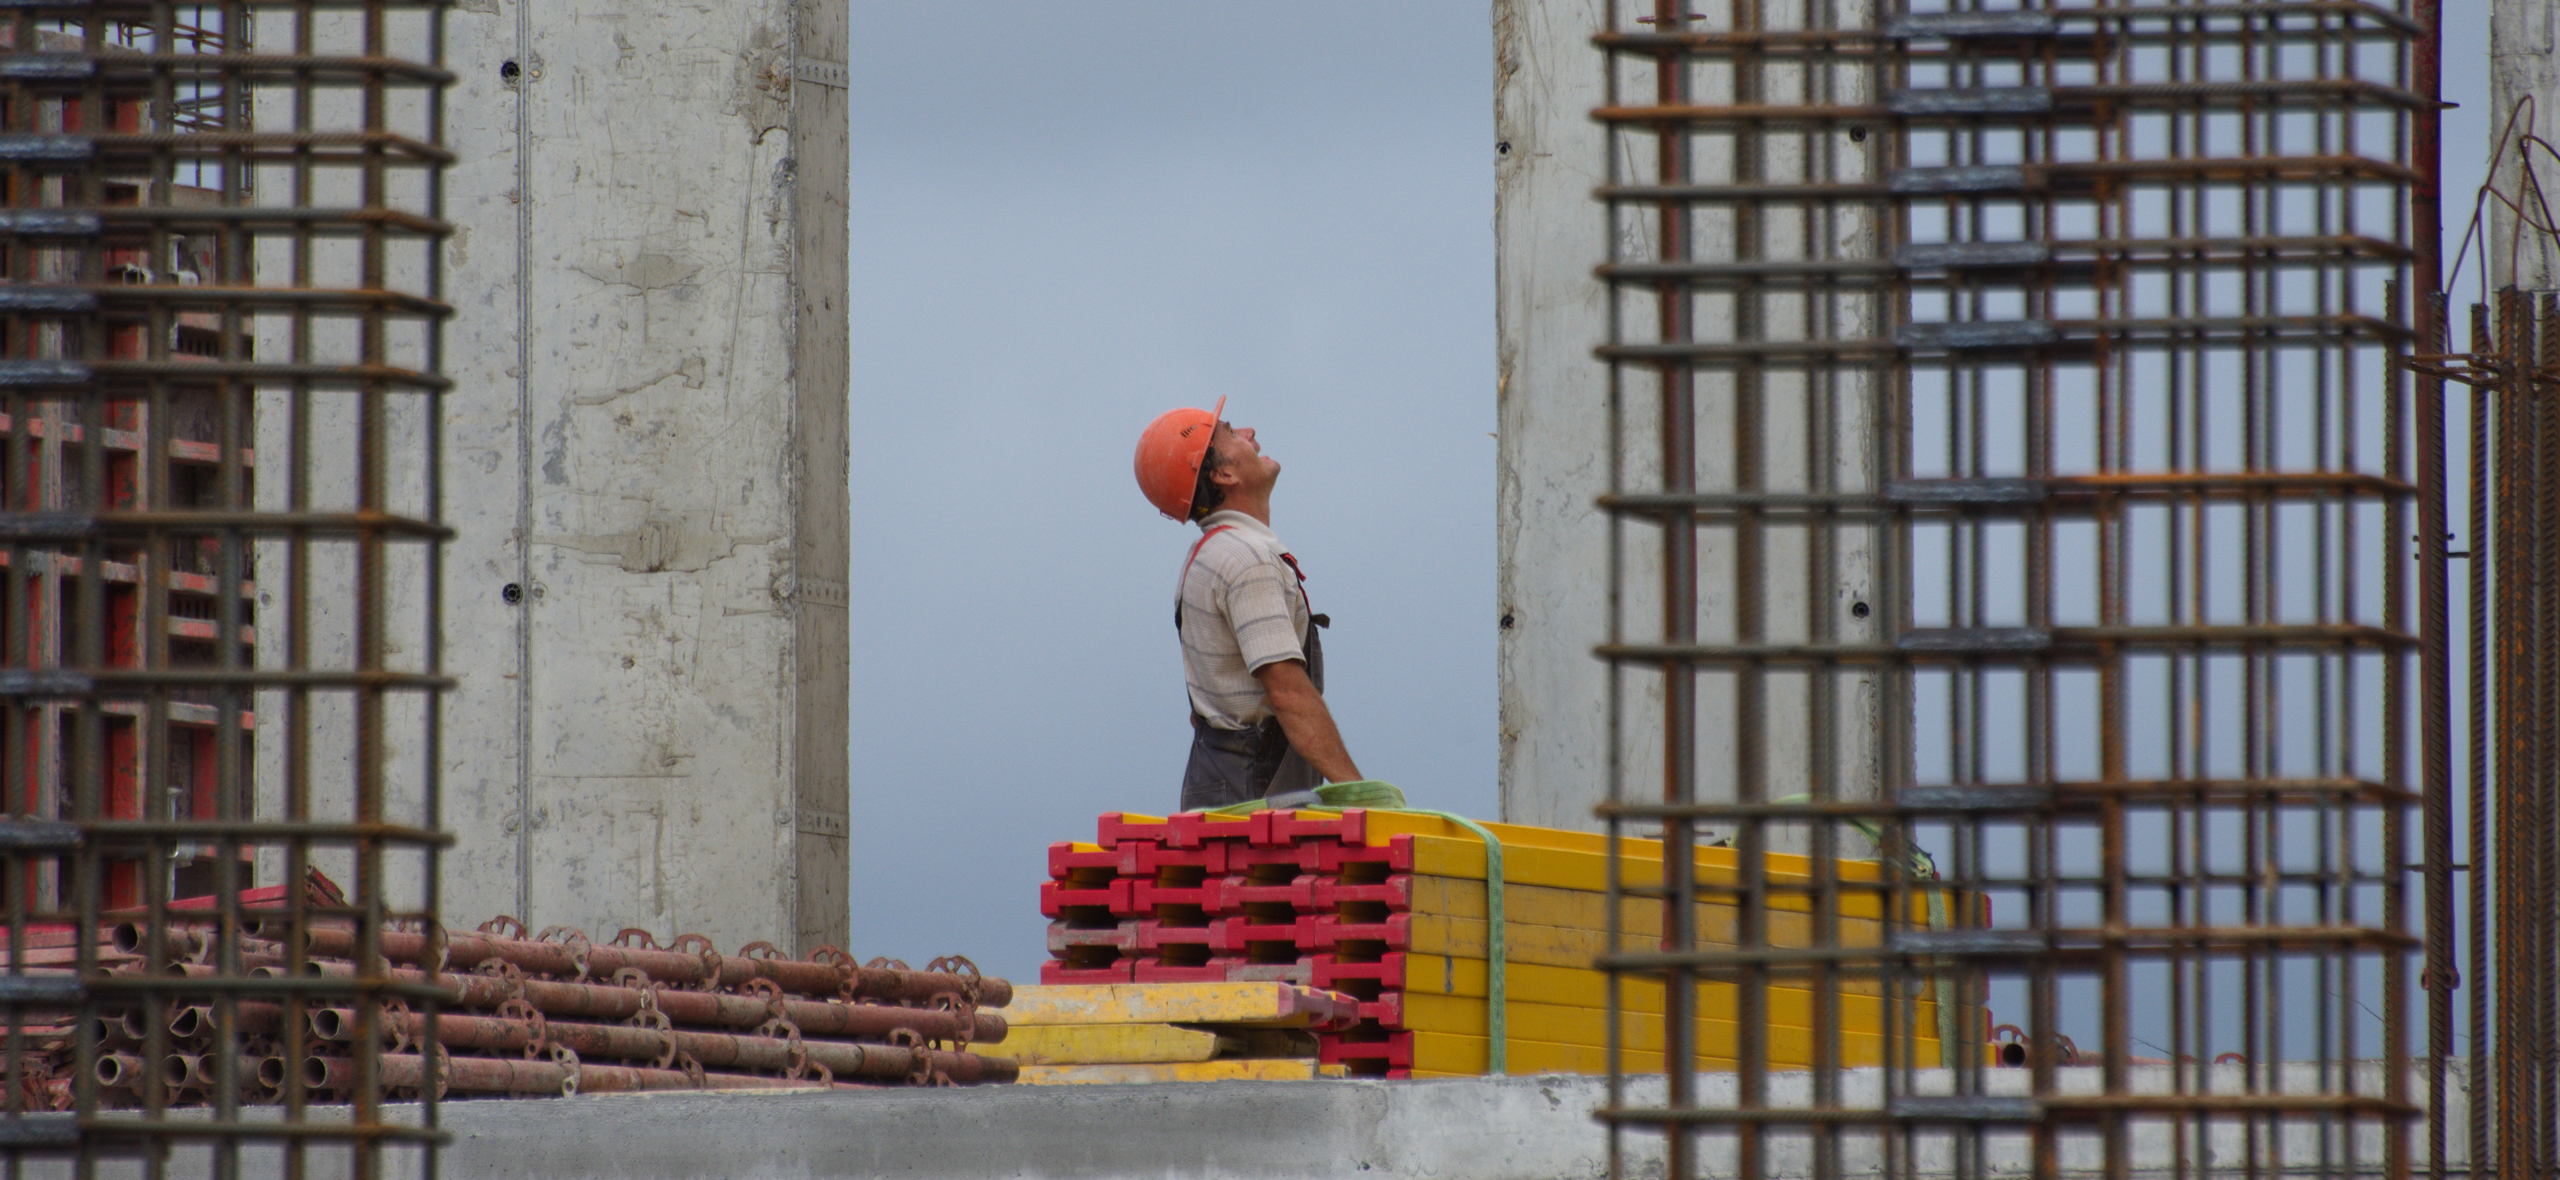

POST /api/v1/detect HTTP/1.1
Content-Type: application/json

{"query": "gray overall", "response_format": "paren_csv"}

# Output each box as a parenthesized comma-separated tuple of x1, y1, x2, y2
(1176, 530, 1328, 811)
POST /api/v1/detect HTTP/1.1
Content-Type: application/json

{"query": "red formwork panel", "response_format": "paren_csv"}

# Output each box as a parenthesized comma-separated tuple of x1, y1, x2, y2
(1122, 840, 1231, 876)
(1037, 878, 1119, 918)
(1203, 874, 1318, 913)
(1095, 811, 1258, 850)
(1047, 920, 1137, 955)
(1307, 953, 1412, 991)
(1134, 916, 1298, 954)
(1318, 1032, 1414, 1069)
(1047, 841, 1120, 880)
(1039, 959, 1136, 985)
(1310, 874, 1414, 909)
(1296, 912, 1414, 951)
(1246, 808, 1373, 847)
(1121, 878, 1224, 913)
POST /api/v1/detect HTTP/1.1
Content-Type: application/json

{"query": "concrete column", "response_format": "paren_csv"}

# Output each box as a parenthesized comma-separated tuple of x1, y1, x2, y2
(1493, 0, 1881, 832)
(1493, 0, 1616, 830)
(264, 0, 851, 953)
(2493, 0, 2558, 290)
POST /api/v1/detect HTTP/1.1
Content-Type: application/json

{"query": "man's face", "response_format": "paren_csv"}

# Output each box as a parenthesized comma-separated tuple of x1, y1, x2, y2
(1210, 421, 1281, 493)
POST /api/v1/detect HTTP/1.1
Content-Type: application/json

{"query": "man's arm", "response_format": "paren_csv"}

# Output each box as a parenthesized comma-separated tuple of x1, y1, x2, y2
(1252, 659, 1361, 784)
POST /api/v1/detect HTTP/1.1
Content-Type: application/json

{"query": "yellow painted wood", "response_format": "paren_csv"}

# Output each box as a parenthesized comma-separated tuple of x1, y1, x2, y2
(1382, 955, 1938, 1029)
(1395, 837, 1945, 923)
(1396, 1032, 1739, 1076)
(1392, 994, 1937, 1068)
(1003, 983, 1353, 1027)
(1350, 812, 1889, 889)
(1385, 954, 1936, 1015)
(1394, 876, 1890, 947)
(1379, 912, 1646, 967)
(989, 1023, 1224, 1066)
(1017, 1060, 1346, 1085)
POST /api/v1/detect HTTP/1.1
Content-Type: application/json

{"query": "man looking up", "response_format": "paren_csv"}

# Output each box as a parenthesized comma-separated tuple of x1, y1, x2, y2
(1133, 399, 1361, 810)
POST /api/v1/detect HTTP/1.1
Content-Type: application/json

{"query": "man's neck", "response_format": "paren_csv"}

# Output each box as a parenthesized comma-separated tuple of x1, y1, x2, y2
(1212, 490, 1272, 527)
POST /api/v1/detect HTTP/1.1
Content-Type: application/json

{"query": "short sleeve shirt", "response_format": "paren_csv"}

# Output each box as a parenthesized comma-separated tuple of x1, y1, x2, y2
(1178, 510, 1310, 730)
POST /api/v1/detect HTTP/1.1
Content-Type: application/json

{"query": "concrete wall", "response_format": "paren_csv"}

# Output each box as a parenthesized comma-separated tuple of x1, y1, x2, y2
(258, 0, 851, 953)
(65, 1067, 2467, 1180)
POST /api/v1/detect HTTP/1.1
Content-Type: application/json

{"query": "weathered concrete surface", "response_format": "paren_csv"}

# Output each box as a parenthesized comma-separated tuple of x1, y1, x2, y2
(254, 0, 851, 950)
(1493, 0, 1616, 831)
(2494, 0, 2558, 289)
(64, 1067, 2465, 1180)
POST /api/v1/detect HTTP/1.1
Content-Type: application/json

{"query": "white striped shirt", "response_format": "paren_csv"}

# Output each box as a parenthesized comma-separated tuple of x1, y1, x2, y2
(1177, 511, 1311, 730)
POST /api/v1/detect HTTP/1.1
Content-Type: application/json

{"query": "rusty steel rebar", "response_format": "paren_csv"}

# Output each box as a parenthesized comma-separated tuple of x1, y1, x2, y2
(2412, 291, 2560, 1180)
(1593, 3, 2430, 1179)
(303, 959, 1007, 1043)
(301, 924, 1012, 1006)
(294, 1053, 854, 1098)
(307, 1007, 1017, 1084)
(0, 0, 455, 1170)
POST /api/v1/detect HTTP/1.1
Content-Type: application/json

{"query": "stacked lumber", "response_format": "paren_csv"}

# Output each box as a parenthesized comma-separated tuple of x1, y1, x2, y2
(1042, 808, 1974, 1079)
(984, 981, 1360, 1084)
(11, 893, 1020, 1106)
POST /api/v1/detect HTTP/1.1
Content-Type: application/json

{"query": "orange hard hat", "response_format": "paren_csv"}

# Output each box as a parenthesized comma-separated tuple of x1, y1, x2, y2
(1133, 396, 1226, 522)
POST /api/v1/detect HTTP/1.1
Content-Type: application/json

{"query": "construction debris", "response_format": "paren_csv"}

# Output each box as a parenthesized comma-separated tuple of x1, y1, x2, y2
(11, 894, 1018, 1107)
(984, 981, 1359, 1084)
(1043, 808, 1975, 1078)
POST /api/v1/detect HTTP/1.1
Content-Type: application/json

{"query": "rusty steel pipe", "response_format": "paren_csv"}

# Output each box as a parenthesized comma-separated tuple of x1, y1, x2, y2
(308, 1007, 1017, 1084)
(302, 926, 1012, 1006)
(169, 1002, 285, 1040)
(306, 960, 1006, 1043)
(303, 1052, 853, 1096)
(92, 1053, 146, 1089)
(164, 1054, 213, 1090)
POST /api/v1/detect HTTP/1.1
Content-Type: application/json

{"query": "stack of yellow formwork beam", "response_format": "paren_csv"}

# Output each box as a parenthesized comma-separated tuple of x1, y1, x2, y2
(981, 982, 1362, 1084)
(1042, 808, 1980, 1078)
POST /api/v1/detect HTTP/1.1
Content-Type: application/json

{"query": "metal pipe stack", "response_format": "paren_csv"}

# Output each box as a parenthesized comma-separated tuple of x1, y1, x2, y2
(14, 908, 1018, 1107)
(1043, 808, 1974, 1078)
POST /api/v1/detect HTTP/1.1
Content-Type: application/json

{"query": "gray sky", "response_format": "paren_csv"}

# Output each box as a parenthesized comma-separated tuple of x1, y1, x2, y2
(845, 5, 1498, 979)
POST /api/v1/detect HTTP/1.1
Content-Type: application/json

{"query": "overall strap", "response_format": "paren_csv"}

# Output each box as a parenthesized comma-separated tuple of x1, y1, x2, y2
(1174, 525, 1237, 629)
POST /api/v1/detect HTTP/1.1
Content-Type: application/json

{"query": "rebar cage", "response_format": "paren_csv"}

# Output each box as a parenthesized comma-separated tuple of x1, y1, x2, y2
(0, 0, 451, 1173)
(2410, 288, 2560, 1180)
(1595, 0, 2423, 1177)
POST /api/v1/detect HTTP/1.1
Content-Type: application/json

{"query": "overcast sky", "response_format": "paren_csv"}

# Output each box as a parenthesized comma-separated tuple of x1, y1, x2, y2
(845, 6, 1498, 978)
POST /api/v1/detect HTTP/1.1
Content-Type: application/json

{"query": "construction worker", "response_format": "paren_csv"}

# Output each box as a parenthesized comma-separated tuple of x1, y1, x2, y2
(1134, 399, 1361, 811)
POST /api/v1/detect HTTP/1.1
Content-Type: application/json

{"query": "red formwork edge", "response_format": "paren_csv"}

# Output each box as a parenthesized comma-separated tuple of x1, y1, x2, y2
(1125, 956, 1324, 990)
(1095, 811, 1260, 850)
(1039, 959, 1138, 984)
(1048, 841, 1121, 880)
(1307, 953, 1408, 991)
(1298, 912, 1413, 951)
(1318, 1032, 1415, 1068)
(1038, 879, 1118, 917)
(1124, 840, 1233, 875)
(1046, 917, 1310, 955)
(1311, 874, 1415, 909)
(1051, 874, 1333, 920)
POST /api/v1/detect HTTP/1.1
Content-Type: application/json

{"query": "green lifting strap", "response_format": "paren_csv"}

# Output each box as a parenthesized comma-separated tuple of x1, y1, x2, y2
(1209, 781, 1511, 1073)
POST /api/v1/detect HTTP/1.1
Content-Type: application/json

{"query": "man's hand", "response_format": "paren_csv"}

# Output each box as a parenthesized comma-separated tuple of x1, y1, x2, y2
(1252, 659, 1361, 784)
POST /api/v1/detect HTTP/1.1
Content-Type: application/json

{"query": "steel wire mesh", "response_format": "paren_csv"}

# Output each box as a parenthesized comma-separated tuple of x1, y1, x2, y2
(0, 0, 450, 1173)
(1596, 1, 2424, 1177)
